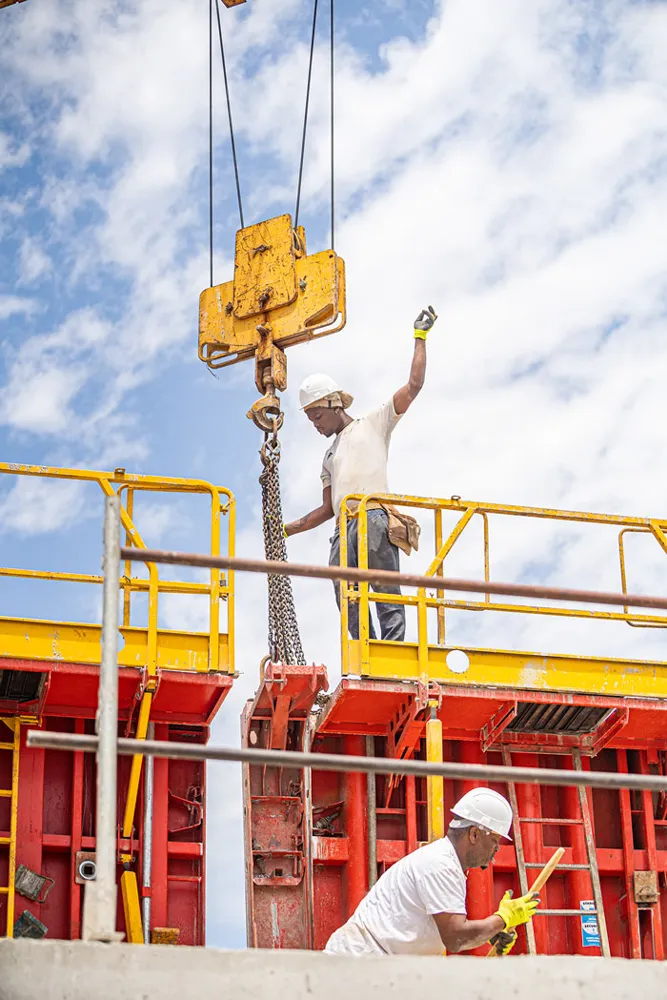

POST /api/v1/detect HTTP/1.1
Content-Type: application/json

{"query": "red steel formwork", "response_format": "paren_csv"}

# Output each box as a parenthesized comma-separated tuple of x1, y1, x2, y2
(0, 656, 232, 943)
(242, 668, 667, 959)
(0, 463, 236, 943)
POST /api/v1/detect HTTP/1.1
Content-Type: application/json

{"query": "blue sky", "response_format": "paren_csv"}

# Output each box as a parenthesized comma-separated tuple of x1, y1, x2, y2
(1, 0, 667, 948)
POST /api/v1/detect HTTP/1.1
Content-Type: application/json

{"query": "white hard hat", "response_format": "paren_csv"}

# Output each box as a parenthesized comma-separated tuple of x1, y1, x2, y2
(299, 373, 353, 411)
(450, 787, 513, 840)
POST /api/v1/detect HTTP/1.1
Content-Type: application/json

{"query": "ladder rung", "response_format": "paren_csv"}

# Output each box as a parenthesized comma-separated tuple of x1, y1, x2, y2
(519, 817, 582, 825)
(0, 743, 15, 751)
(0, 837, 11, 844)
(0, 789, 13, 797)
(525, 862, 591, 870)
(536, 908, 599, 916)
(0, 886, 9, 893)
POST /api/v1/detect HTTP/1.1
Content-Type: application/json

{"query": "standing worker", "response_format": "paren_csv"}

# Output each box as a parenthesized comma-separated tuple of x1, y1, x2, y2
(325, 788, 540, 956)
(284, 307, 438, 641)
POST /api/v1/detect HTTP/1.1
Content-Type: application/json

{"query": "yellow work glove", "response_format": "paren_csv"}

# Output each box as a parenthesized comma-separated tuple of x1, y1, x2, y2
(495, 890, 540, 930)
(414, 305, 437, 339)
(489, 929, 517, 956)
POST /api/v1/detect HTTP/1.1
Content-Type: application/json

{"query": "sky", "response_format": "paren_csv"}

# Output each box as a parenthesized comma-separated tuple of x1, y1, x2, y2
(1, 0, 667, 948)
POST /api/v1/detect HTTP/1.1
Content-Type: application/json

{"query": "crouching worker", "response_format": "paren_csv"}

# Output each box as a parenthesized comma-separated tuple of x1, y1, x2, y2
(325, 787, 540, 956)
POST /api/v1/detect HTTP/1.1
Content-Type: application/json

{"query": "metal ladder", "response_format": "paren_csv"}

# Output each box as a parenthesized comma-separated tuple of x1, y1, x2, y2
(502, 747, 610, 956)
(0, 719, 20, 938)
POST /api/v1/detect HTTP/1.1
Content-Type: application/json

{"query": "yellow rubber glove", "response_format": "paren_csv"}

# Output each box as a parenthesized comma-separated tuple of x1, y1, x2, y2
(414, 305, 437, 339)
(495, 890, 540, 930)
(489, 929, 517, 956)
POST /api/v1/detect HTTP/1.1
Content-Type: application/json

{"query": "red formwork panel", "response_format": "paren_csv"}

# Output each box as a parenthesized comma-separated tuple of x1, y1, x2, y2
(243, 673, 667, 959)
(241, 664, 328, 950)
(0, 657, 233, 944)
(309, 683, 667, 960)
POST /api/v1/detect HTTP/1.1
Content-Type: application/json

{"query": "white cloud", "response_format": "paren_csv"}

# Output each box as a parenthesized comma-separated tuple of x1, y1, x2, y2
(1, 367, 86, 434)
(0, 129, 29, 170)
(18, 235, 52, 284)
(0, 475, 86, 536)
(0, 294, 36, 319)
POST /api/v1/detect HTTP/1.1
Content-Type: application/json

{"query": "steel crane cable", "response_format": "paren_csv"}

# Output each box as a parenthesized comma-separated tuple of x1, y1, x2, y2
(329, 0, 335, 249)
(207, 0, 338, 666)
(294, 0, 320, 233)
(294, 0, 336, 248)
(209, 0, 245, 286)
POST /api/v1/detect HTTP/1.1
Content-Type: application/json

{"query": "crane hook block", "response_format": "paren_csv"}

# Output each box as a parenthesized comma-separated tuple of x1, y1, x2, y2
(198, 213, 346, 396)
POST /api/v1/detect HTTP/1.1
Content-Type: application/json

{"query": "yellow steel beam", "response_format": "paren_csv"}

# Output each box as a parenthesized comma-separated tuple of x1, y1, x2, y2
(0, 461, 233, 499)
(120, 870, 144, 944)
(0, 462, 236, 680)
(426, 708, 444, 842)
(0, 616, 230, 673)
(347, 588, 667, 626)
(343, 491, 667, 531)
(122, 692, 153, 840)
(425, 507, 477, 577)
(1, 720, 20, 938)
(0, 566, 225, 598)
(347, 641, 667, 699)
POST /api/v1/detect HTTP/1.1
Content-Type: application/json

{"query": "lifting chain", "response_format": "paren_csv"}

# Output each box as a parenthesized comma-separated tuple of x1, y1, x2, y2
(259, 415, 306, 666)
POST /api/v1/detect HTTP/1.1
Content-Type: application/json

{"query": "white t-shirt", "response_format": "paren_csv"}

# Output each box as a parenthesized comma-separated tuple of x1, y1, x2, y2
(320, 400, 402, 516)
(325, 837, 467, 956)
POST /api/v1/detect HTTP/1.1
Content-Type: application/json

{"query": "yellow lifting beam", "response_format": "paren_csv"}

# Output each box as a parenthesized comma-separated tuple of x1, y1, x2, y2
(199, 214, 346, 430)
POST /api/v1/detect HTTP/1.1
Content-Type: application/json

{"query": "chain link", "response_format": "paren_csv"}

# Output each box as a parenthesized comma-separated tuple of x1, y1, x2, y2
(258, 418, 306, 666)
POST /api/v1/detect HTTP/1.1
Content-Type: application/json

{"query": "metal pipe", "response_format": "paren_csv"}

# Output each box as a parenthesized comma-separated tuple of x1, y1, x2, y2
(82, 495, 121, 942)
(365, 735, 377, 888)
(119, 546, 667, 613)
(26, 730, 667, 795)
(303, 714, 316, 950)
(142, 722, 155, 944)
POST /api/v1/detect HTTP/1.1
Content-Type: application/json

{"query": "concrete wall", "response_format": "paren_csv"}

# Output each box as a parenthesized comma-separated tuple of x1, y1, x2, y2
(1, 940, 667, 1000)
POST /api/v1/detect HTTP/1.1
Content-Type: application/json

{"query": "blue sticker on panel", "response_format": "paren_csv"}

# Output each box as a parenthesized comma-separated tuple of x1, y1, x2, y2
(580, 900, 600, 947)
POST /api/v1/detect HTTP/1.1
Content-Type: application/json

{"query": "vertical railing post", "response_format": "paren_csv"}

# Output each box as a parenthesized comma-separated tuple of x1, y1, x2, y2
(426, 704, 444, 842)
(82, 494, 122, 942)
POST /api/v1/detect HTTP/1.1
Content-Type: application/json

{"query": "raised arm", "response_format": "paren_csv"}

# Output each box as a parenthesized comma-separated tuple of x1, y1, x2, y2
(393, 306, 437, 415)
(284, 485, 334, 537)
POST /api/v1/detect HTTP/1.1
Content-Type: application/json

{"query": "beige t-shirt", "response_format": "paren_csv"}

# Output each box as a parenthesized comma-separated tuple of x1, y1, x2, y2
(320, 400, 402, 516)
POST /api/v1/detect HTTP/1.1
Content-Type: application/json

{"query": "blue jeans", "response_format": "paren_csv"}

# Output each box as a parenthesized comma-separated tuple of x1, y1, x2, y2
(329, 509, 405, 642)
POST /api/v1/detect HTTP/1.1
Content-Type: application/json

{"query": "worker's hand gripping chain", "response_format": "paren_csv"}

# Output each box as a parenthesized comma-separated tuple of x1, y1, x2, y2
(413, 305, 437, 340)
(495, 890, 541, 930)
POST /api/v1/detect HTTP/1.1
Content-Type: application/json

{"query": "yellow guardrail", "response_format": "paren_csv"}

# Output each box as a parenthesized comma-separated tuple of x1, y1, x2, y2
(338, 493, 667, 691)
(0, 463, 235, 674)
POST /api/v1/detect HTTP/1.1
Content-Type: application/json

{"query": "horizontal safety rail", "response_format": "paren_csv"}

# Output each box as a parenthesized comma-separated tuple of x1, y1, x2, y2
(338, 493, 667, 680)
(0, 463, 235, 674)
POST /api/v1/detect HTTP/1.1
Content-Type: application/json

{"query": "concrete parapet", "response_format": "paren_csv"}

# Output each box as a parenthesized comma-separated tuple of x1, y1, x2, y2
(1, 939, 667, 1000)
